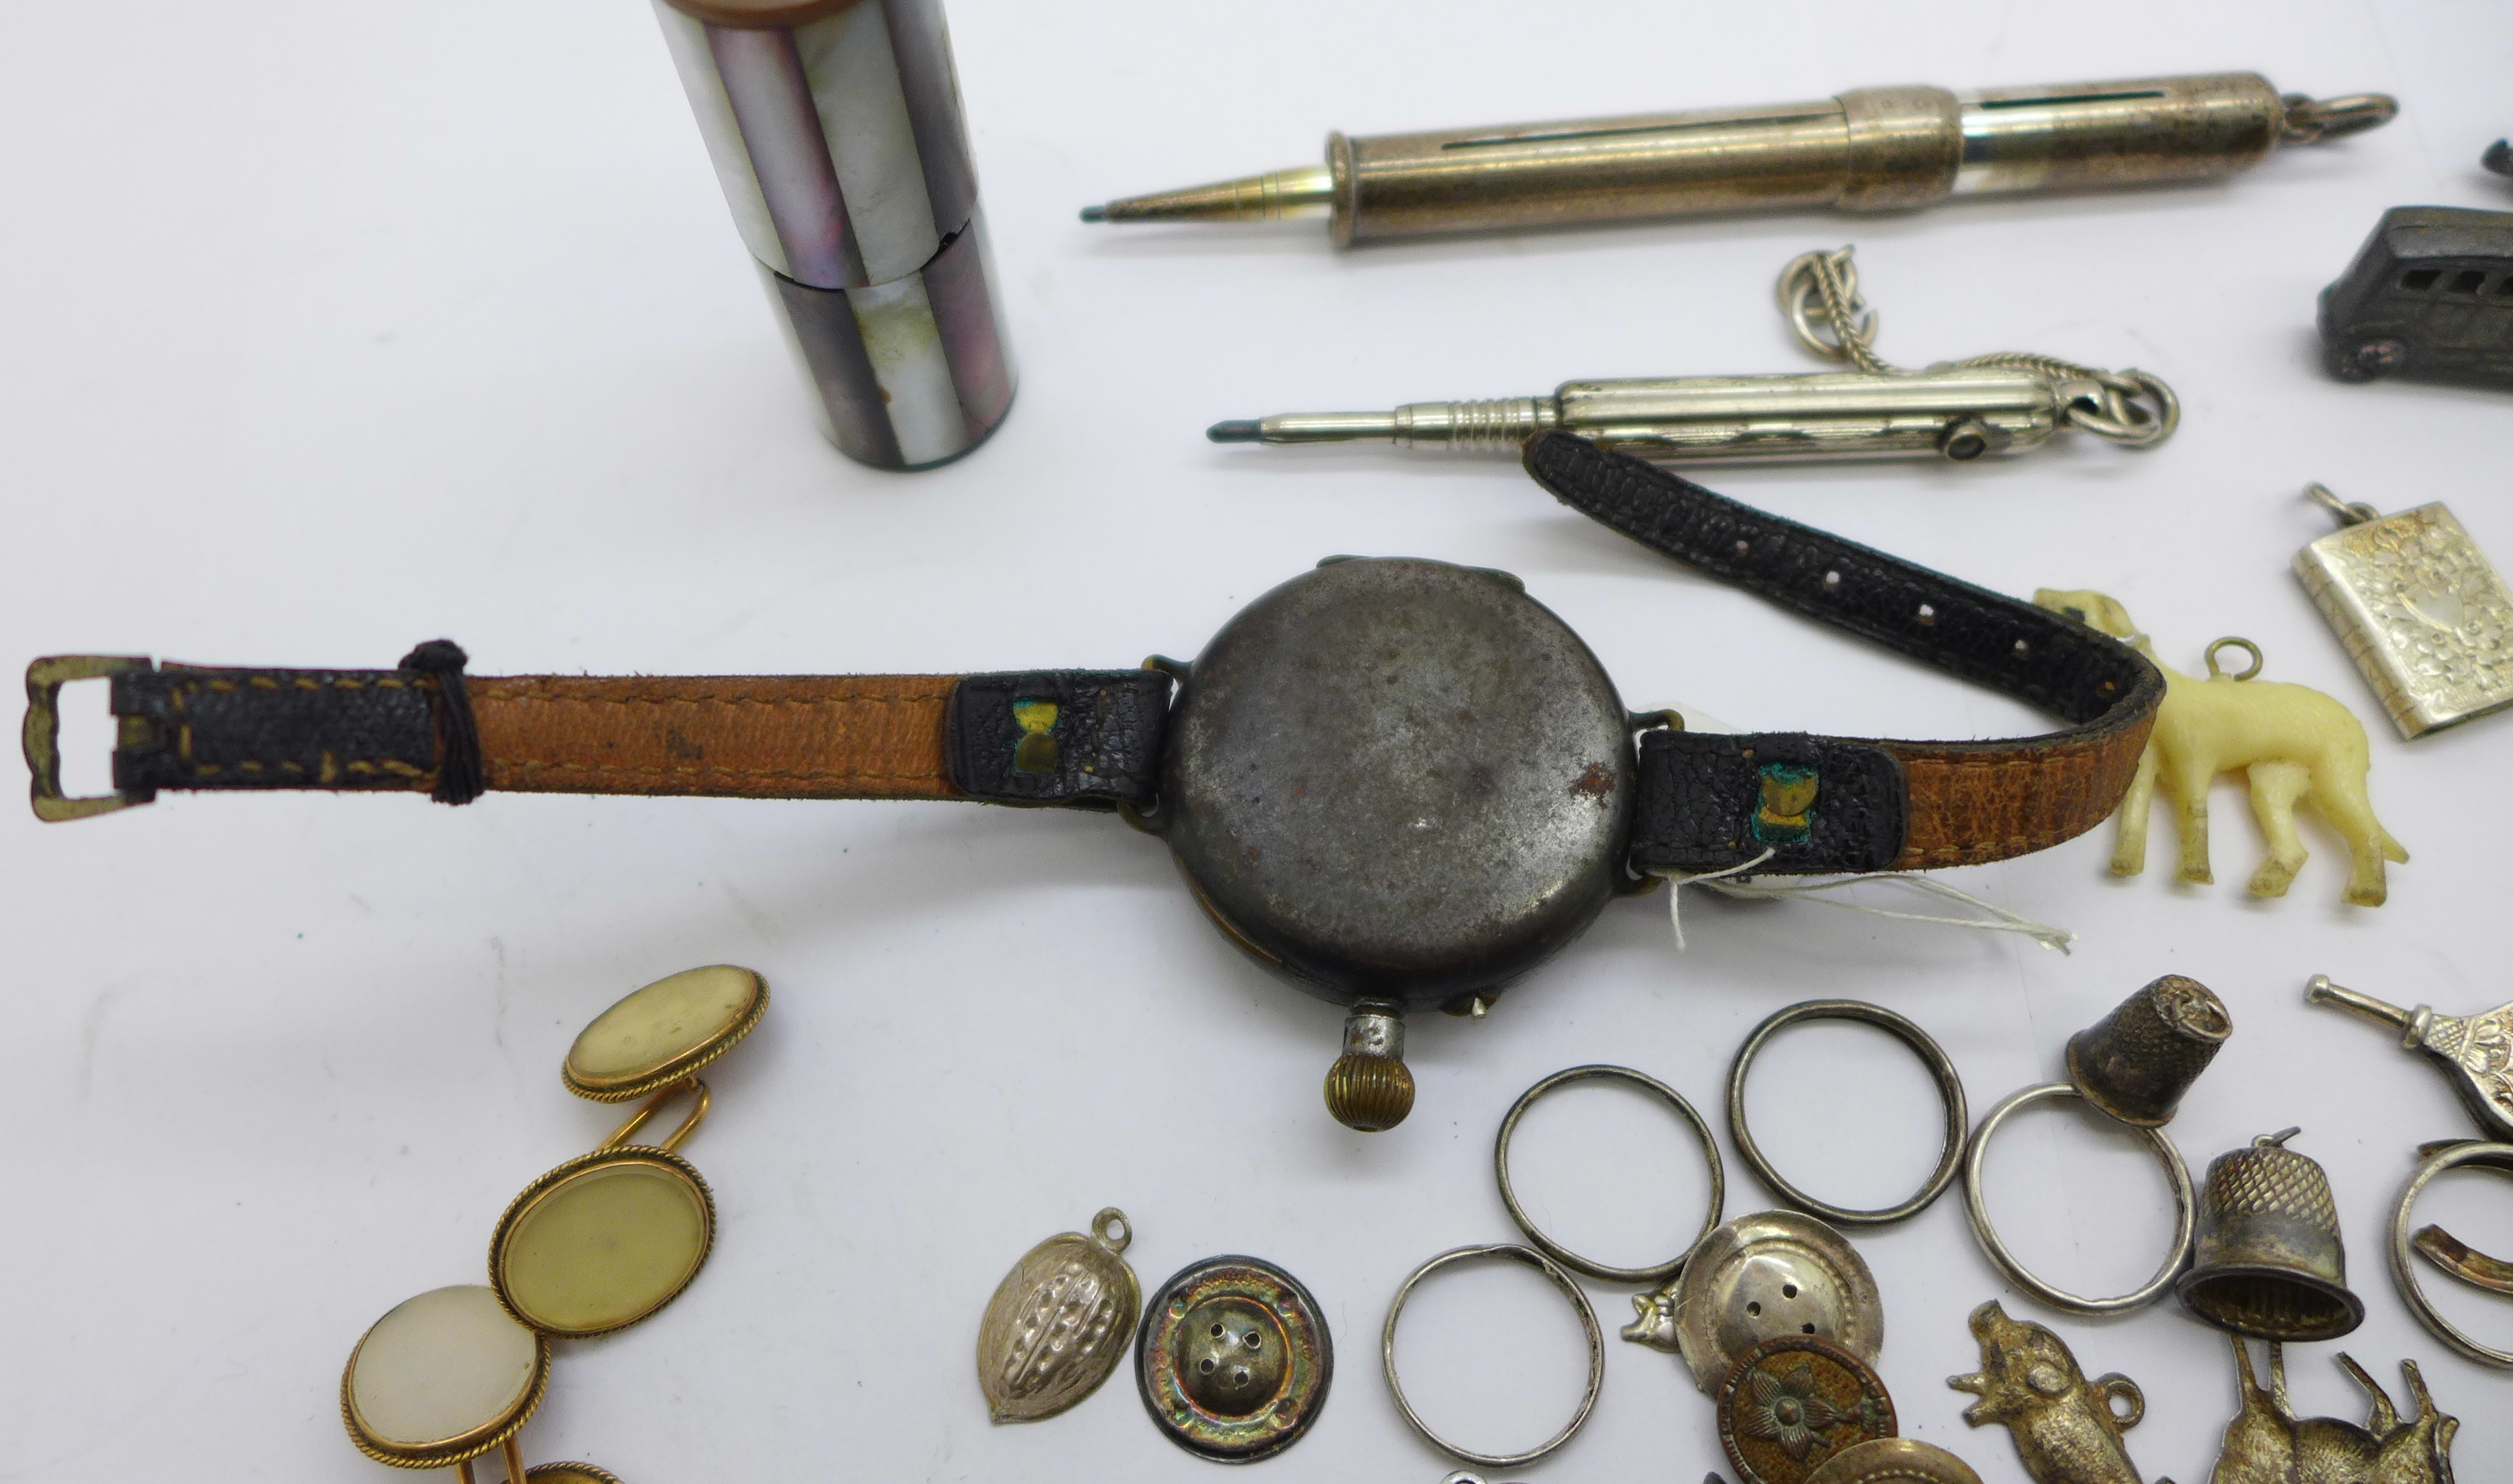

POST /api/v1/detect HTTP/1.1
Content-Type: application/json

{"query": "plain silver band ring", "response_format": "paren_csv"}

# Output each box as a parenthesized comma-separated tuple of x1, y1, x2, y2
(1726, 999, 1967, 1226)
(1495, 1064, 1726, 1284)
(1962, 1082, 2195, 1315)
(1382, 1243, 1604, 1468)
(2390, 1140, 2513, 1367)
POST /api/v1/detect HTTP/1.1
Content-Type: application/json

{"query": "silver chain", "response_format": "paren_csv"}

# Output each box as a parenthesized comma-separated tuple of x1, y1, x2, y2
(1776, 247, 2179, 447)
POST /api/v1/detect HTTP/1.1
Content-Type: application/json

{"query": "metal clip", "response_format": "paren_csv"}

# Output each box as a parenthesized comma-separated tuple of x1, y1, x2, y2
(23, 655, 153, 822)
(1209, 247, 2177, 464)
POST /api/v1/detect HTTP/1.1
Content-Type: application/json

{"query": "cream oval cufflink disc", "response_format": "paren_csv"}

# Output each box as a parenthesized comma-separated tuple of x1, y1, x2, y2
(563, 964, 768, 1102)
(492, 966, 769, 1337)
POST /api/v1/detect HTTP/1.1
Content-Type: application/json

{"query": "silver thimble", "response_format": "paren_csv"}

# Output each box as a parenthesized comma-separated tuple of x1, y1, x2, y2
(2176, 1128, 2365, 1340)
(2065, 974, 2231, 1127)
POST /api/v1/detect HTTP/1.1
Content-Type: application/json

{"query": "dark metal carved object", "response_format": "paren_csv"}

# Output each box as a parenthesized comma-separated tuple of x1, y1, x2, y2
(2319, 205, 2513, 387)
(1948, 1301, 2149, 1484)
(2067, 975, 2231, 1126)
(2308, 975, 2513, 1141)
(2178, 1129, 2365, 1341)
(2203, 1337, 2459, 1484)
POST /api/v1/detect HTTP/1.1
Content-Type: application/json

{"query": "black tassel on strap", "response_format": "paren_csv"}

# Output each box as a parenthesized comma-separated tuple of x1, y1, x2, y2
(398, 639, 484, 805)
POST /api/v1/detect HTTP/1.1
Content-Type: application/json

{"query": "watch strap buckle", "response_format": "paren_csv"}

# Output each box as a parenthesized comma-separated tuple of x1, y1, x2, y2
(24, 655, 156, 822)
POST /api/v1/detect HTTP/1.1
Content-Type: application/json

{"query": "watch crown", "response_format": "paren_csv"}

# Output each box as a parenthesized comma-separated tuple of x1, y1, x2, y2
(1325, 1006, 1413, 1131)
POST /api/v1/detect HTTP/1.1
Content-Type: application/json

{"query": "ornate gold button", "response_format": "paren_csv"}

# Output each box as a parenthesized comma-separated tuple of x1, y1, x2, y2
(1137, 1256, 1332, 1461)
(1716, 1335, 1897, 1484)
(1802, 1438, 1984, 1484)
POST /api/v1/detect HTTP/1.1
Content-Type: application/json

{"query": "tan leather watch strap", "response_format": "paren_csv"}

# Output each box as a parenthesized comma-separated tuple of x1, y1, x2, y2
(1531, 432, 2163, 878)
(1881, 722, 2154, 870)
(471, 675, 962, 799)
(81, 659, 1175, 815)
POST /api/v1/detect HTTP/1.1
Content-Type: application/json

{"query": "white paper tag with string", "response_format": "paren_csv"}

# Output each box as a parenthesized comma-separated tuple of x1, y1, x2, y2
(1649, 853, 2076, 954)
(1630, 700, 2077, 955)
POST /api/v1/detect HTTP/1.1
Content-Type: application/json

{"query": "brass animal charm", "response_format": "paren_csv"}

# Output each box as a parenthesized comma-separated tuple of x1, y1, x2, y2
(2205, 1336, 2457, 1484)
(1621, 1281, 1681, 1353)
(1948, 1301, 2152, 1484)
(2033, 590, 2406, 906)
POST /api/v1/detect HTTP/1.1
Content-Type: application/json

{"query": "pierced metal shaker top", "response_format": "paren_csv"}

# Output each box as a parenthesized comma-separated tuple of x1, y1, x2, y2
(2177, 1128, 2366, 1341)
(2066, 974, 2231, 1127)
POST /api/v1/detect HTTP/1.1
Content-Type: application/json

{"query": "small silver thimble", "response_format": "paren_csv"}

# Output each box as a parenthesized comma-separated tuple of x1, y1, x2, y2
(2065, 974, 2231, 1127)
(2176, 1128, 2365, 1340)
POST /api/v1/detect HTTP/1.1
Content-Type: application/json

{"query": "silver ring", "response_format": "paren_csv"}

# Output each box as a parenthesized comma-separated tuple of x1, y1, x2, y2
(1382, 1243, 1604, 1469)
(1495, 1065, 1726, 1283)
(2390, 1140, 2513, 1368)
(1727, 1000, 1967, 1226)
(1962, 1083, 2195, 1315)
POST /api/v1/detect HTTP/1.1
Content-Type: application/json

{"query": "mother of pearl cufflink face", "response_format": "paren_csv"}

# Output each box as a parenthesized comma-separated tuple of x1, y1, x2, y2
(344, 967, 773, 1481)
(344, 1285, 550, 1469)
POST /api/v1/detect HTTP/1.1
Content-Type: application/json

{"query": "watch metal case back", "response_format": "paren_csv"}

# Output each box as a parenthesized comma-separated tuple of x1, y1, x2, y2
(978, 1208, 1143, 1423)
(1158, 557, 1634, 1012)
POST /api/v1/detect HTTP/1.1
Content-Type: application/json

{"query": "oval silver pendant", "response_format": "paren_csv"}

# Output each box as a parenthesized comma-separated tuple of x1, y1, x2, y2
(978, 1208, 1142, 1423)
(1160, 557, 1633, 1011)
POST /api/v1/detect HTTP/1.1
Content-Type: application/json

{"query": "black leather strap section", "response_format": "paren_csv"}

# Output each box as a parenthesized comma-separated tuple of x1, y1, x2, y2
(1525, 431, 2160, 876)
(945, 669, 1175, 809)
(1638, 730, 1906, 874)
(111, 664, 441, 799)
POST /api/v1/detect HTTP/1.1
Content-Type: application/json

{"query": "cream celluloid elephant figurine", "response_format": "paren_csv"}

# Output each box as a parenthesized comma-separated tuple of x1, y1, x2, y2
(2033, 590, 2405, 906)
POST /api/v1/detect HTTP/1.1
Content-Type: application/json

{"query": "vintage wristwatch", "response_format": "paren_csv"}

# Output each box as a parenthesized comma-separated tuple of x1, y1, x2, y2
(23, 435, 2159, 1129)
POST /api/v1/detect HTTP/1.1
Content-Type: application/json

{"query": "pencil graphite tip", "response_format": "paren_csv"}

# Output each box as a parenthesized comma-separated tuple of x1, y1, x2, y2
(1207, 420, 1263, 443)
(1078, 203, 1109, 223)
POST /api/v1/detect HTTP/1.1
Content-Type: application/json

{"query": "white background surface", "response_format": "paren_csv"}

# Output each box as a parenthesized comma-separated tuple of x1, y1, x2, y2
(3, 1, 2510, 1480)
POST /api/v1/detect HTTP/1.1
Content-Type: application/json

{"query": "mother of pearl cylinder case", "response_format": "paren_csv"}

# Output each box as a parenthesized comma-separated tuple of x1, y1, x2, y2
(653, 0, 1014, 469)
